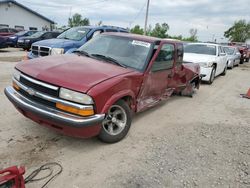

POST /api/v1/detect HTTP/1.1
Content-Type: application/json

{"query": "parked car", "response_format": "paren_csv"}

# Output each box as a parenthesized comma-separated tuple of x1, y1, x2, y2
(28, 25, 128, 59)
(7, 30, 37, 47)
(229, 42, 249, 63)
(17, 31, 61, 50)
(223, 46, 241, 68)
(5, 33, 201, 143)
(0, 36, 8, 49)
(184, 43, 227, 84)
(0, 28, 19, 37)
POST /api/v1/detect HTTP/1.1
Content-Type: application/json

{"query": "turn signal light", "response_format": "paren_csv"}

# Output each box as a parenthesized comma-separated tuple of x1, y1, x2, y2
(56, 103, 94, 116)
(13, 81, 20, 90)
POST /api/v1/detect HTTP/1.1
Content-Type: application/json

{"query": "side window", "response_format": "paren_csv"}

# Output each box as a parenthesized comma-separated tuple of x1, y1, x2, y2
(151, 44, 175, 72)
(176, 44, 183, 65)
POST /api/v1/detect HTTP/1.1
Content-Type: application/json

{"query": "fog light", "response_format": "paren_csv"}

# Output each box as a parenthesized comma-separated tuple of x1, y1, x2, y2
(13, 81, 20, 90)
(56, 103, 94, 116)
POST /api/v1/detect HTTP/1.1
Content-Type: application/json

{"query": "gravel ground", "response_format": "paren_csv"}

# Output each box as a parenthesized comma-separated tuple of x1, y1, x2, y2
(0, 60, 249, 188)
(0, 48, 26, 62)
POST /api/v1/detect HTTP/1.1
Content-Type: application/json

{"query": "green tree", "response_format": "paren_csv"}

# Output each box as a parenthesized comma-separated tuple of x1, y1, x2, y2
(150, 23, 169, 38)
(68, 13, 90, 27)
(130, 25, 144, 35)
(224, 20, 250, 42)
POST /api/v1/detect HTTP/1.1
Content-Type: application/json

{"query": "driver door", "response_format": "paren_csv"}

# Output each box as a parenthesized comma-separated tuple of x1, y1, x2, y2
(137, 43, 175, 112)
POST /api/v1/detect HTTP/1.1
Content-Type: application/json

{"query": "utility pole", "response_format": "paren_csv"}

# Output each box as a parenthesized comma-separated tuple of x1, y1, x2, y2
(144, 0, 150, 35)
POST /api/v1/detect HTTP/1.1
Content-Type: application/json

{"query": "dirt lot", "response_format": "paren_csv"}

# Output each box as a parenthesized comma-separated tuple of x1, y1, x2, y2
(0, 58, 249, 188)
(0, 48, 26, 62)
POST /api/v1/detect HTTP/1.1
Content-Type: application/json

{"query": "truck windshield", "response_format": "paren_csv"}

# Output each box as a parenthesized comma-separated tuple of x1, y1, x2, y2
(57, 27, 90, 41)
(185, 44, 216, 56)
(78, 35, 152, 71)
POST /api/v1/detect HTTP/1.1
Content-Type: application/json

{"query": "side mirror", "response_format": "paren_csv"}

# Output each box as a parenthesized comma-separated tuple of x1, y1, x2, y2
(219, 53, 226, 56)
(236, 52, 241, 55)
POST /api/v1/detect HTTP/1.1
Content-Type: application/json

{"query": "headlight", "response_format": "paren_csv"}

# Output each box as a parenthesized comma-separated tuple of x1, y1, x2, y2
(51, 48, 64, 55)
(13, 69, 21, 81)
(59, 88, 93, 104)
(25, 40, 30, 43)
(199, 62, 213, 68)
(9, 36, 17, 39)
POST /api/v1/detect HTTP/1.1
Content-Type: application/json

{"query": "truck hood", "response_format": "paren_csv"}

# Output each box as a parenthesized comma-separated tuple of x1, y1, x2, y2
(184, 53, 216, 64)
(33, 38, 78, 49)
(183, 62, 200, 75)
(16, 54, 135, 93)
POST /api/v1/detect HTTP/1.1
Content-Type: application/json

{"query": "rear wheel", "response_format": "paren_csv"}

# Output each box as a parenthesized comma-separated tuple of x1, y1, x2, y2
(208, 66, 216, 85)
(98, 100, 132, 143)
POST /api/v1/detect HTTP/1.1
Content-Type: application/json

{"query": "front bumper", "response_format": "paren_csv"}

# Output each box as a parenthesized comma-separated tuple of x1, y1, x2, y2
(17, 42, 30, 49)
(0, 42, 7, 48)
(5, 86, 105, 137)
(200, 67, 213, 81)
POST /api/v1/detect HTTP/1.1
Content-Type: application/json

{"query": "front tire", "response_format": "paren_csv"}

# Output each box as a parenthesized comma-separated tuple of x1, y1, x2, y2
(98, 100, 132, 143)
(208, 66, 216, 85)
(221, 64, 227, 76)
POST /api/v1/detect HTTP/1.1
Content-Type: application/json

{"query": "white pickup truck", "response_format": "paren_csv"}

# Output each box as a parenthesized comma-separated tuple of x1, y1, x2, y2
(184, 43, 227, 84)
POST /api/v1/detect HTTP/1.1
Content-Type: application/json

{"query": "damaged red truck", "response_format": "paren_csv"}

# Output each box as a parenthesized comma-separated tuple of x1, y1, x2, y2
(5, 33, 201, 143)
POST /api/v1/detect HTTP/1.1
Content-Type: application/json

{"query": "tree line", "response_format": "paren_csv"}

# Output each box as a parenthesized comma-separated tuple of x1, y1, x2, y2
(65, 13, 250, 43)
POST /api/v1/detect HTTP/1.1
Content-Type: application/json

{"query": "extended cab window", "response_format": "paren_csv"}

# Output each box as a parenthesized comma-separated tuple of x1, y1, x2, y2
(151, 44, 174, 72)
(176, 43, 183, 65)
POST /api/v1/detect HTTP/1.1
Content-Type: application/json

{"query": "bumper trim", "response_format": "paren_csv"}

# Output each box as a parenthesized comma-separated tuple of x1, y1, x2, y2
(4, 86, 105, 128)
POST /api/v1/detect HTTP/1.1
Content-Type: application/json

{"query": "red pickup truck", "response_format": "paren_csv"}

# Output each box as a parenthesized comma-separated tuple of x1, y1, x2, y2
(5, 33, 201, 143)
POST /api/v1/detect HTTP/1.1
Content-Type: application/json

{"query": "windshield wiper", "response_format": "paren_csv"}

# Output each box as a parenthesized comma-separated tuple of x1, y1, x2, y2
(74, 50, 91, 57)
(91, 54, 127, 68)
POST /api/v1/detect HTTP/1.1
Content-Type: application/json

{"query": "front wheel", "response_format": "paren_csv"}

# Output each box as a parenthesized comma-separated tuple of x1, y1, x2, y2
(208, 66, 216, 85)
(98, 100, 132, 143)
(221, 64, 227, 76)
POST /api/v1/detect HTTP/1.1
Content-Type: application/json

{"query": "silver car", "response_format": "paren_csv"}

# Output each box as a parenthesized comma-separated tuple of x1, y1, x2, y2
(223, 46, 241, 68)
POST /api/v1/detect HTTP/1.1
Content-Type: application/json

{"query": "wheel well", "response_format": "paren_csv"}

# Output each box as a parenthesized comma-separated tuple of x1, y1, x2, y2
(121, 96, 133, 109)
(212, 63, 217, 70)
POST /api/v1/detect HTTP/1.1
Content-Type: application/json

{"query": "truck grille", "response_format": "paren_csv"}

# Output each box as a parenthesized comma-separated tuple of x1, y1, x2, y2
(32, 45, 51, 57)
(20, 75, 59, 97)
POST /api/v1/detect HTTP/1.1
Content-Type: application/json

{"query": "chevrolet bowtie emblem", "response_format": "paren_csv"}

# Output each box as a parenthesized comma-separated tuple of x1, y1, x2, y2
(26, 88, 35, 96)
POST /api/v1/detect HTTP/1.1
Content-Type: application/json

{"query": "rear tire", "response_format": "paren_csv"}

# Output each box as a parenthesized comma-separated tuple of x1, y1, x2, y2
(98, 100, 132, 143)
(208, 66, 216, 85)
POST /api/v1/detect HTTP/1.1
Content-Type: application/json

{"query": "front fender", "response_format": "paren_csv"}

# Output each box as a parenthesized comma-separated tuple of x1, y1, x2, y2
(101, 90, 136, 114)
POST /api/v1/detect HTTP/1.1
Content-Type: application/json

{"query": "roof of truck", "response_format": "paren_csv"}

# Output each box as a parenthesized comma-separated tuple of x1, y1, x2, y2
(103, 32, 183, 44)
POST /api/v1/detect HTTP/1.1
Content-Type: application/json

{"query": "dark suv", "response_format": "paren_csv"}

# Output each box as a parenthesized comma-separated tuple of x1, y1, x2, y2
(17, 31, 61, 50)
(28, 25, 128, 59)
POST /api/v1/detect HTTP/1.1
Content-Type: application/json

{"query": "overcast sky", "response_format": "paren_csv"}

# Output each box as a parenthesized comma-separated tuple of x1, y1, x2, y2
(18, 0, 250, 42)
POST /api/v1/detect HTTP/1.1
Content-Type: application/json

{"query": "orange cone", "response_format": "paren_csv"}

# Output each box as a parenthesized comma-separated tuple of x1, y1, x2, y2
(246, 88, 250, 98)
(241, 88, 250, 99)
